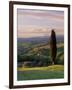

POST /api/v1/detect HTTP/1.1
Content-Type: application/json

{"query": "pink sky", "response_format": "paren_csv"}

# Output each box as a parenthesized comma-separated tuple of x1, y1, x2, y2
(17, 9, 64, 38)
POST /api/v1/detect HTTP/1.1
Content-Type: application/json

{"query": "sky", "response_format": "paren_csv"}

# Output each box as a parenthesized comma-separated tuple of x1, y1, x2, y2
(17, 9, 64, 38)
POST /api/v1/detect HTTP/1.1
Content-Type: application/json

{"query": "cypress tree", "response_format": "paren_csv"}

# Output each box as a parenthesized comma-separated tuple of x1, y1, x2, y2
(50, 29, 57, 64)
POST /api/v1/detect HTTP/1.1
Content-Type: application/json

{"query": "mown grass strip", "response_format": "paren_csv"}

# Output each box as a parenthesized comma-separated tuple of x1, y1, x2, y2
(17, 65, 64, 71)
(17, 70, 64, 80)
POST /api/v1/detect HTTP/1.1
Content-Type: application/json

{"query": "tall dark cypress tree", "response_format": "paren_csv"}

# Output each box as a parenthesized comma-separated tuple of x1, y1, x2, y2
(50, 29, 57, 64)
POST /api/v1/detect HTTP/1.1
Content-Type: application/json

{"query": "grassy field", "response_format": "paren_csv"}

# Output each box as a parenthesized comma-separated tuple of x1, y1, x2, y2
(17, 38, 64, 81)
(17, 65, 64, 81)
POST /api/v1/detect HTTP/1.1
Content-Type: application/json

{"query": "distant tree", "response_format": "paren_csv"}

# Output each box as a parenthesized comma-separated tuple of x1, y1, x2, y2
(50, 29, 57, 64)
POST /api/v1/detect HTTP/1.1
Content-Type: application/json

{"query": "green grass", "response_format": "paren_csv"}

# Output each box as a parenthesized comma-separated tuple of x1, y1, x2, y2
(17, 70, 64, 81)
(17, 65, 64, 81)
(18, 65, 64, 71)
(17, 42, 64, 80)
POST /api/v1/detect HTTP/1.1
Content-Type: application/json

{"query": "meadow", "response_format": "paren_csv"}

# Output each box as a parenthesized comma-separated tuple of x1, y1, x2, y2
(17, 65, 64, 80)
(17, 36, 64, 80)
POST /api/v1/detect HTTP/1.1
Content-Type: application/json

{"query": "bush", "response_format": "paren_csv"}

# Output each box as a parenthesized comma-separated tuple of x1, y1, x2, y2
(55, 57, 64, 65)
(18, 54, 53, 67)
(23, 61, 33, 67)
(55, 51, 64, 65)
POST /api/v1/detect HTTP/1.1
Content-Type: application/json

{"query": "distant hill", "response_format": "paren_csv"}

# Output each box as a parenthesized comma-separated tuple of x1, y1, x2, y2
(18, 35, 64, 43)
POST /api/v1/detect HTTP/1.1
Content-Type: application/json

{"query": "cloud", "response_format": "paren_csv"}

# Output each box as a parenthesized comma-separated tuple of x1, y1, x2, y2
(18, 26, 64, 38)
(17, 9, 64, 38)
